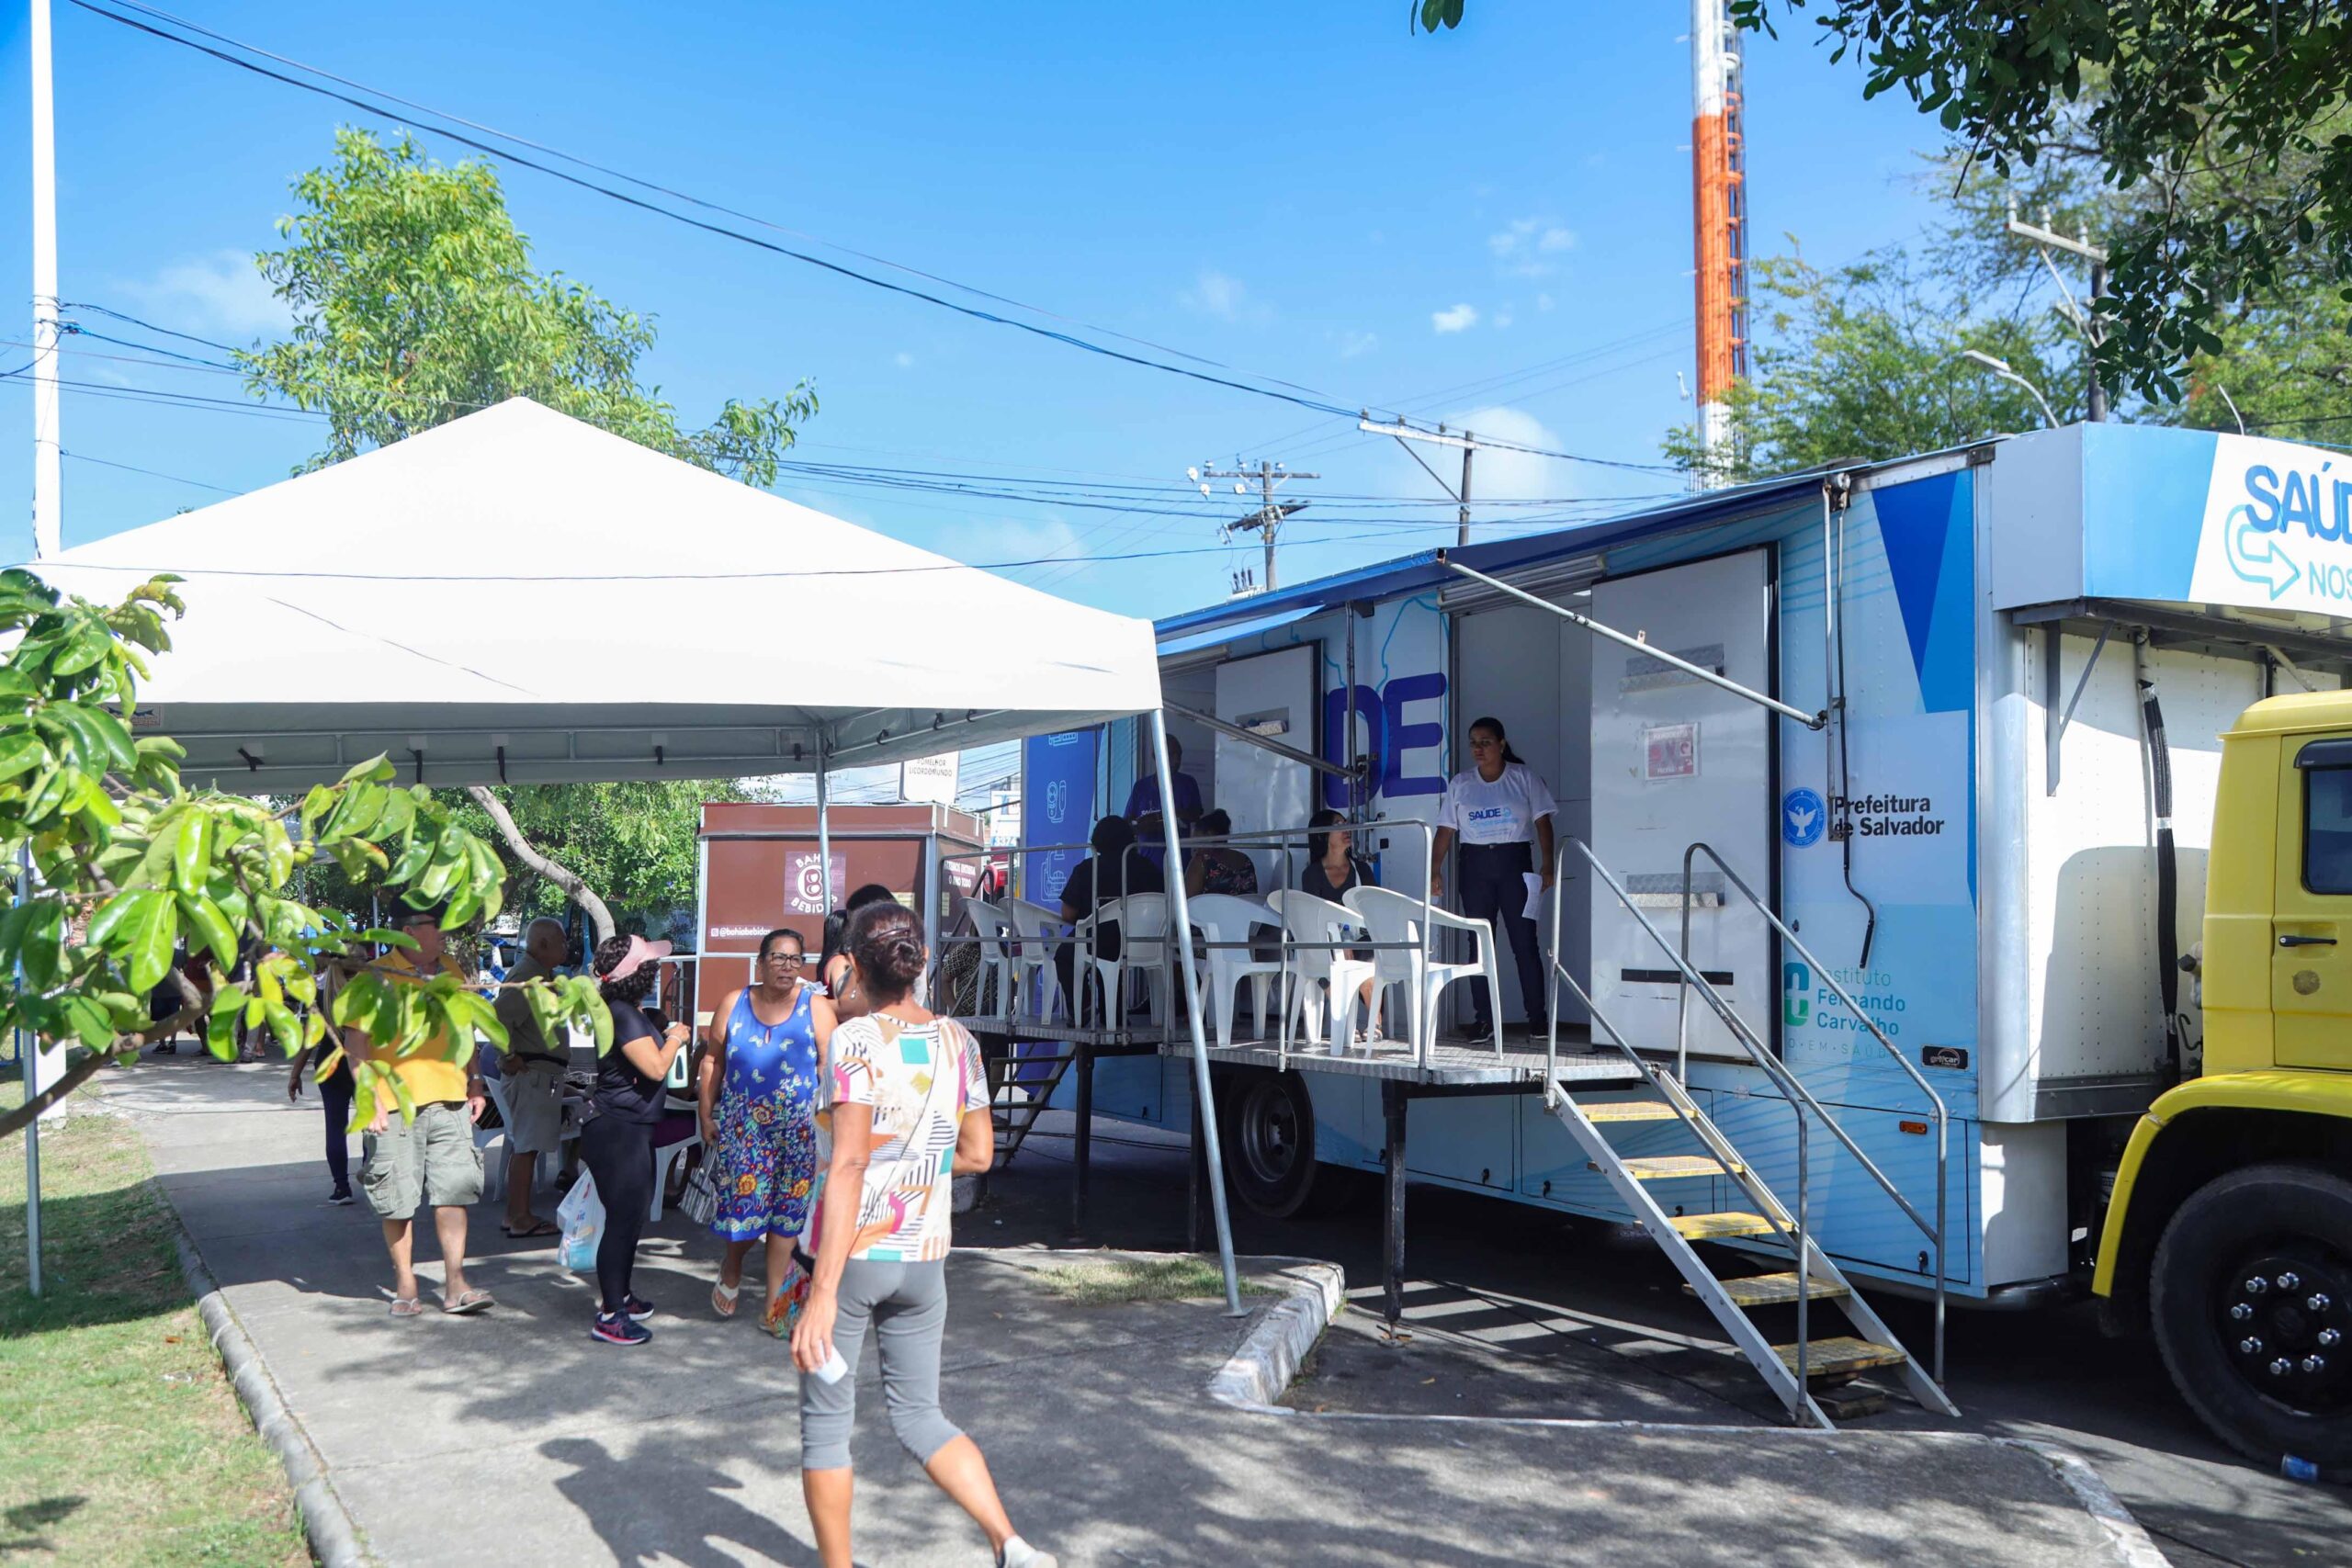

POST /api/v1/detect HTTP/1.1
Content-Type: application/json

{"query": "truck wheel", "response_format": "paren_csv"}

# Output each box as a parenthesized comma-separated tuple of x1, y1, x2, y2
(2151, 1163, 2352, 1467)
(1219, 1070, 1329, 1220)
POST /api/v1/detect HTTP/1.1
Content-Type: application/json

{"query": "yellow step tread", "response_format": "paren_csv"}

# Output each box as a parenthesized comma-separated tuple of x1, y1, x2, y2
(1577, 1100, 1681, 1123)
(1593, 1155, 1732, 1181)
(1776, 1336, 1907, 1377)
(1689, 1271, 1850, 1308)
(1668, 1211, 1778, 1241)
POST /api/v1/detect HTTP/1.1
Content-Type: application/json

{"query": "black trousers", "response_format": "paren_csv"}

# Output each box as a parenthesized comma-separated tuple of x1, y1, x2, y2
(320, 1071, 355, 1194)
(1458, 840, 1548, 1027)
(578, 1112, 653, 1314)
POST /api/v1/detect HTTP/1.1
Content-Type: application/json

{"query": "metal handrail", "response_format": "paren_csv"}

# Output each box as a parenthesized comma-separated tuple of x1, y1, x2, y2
(1546, 834, 1815, 1416)
(1677, 840, 1949, 1382)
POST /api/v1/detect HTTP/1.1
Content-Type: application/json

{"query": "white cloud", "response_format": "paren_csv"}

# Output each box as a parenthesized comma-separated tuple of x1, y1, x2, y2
(1431, 303, 1480, 334)
(1333, 329, 1379, 359)
(119, 249, 289, 337)
(894, 351, 915, 368)
(1180, 268, 1261, 321)
(1487, 217, 1577, 278)
(1493, 309, 1515, 331)
(1428, 406, 1570, 505)
(1537, 292, 1556, 312)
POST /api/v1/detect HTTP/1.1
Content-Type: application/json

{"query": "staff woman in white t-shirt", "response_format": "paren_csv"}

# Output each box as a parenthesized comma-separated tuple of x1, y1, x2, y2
(1430, 715, 1557, 1039)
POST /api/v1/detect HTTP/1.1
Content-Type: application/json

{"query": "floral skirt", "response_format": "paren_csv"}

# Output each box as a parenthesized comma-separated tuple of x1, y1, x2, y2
(708, 1089, 816, 1243)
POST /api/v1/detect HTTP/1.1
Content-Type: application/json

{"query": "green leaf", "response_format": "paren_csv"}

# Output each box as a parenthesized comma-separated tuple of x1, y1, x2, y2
(0, 728, 48, 784)
(263, 998, 302, 1057)
(172, 810, 211, 892)
(18, 899, 64, 989)
(61, 993, 115, 1048)
(176, 890, 238, 971)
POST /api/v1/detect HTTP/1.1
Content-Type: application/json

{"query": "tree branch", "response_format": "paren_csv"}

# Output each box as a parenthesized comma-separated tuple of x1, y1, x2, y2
(0, 1044, 111, 1140)
(463, 784, 615, 946)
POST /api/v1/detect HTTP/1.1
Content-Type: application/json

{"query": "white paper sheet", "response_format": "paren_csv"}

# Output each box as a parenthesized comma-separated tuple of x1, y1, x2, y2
(1522, 872, 1547, 922)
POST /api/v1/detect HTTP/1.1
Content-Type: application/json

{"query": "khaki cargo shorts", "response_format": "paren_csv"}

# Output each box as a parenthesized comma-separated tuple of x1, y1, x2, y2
(499, 1058, 568, 1156)
(360, 1100, 483, 1221)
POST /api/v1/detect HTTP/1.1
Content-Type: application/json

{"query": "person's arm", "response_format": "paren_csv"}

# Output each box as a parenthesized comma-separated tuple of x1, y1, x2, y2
(286, 1040, 313, 1101)
(695, 993, 737, 1145)
(616, 1017, 691, 1082)
(1535, 813, 1557, 888)
(955, 1104, 993, 1176)
(1430, 825, 1456, 898)
(1524, 766, 1561, 887)
(1184, 852, 1208, 897)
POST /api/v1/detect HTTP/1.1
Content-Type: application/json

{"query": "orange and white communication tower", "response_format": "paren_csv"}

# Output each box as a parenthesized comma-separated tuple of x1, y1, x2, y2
(1690, 0, 1749, 470)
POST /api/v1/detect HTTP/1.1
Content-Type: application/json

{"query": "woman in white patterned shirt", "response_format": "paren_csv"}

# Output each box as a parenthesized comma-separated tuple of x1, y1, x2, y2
(790, 901, 1056, 1568)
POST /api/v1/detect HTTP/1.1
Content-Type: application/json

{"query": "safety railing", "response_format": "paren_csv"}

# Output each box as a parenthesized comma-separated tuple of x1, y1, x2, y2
(1545, 835, 1818, 1405)
(936, 817, 1474, 1068)
(1544, 833, 1948, 1388)
(1676, 840, 1949, 1383)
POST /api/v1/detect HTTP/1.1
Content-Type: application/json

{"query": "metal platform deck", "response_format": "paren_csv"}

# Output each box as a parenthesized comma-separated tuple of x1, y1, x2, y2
(953, 1015, 1636, 1088)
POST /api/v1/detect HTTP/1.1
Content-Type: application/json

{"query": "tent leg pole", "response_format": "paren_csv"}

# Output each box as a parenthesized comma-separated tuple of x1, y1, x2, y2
(1151, 708, 1244, 1314)
(1383, 1079, 1408, 1329)
(816, 750, 834, 915)
(1188, 1075, 1211, 1255)
(1070, 1043, 1093, 1238)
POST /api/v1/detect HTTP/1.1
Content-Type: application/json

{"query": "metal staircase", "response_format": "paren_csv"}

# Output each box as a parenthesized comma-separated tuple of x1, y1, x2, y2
(1544, 838, 1958, 1428)
(992, 1043, 1077, 1168)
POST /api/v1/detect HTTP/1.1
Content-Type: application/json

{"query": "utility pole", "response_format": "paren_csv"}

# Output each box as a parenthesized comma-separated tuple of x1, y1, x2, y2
(2006, 200, 2109, 423)
(1191, 459, 1317, 592)
(29, 0, 60, 560)
(1358, 417, 1481, 546)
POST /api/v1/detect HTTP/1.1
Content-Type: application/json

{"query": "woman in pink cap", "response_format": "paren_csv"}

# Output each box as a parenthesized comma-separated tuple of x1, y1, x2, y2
(579, 931, 693, 1347)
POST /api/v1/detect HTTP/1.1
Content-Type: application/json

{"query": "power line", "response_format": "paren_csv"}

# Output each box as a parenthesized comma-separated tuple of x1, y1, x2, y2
(62, 448, 241, 492)
(66, 0, 1679, 477)
(53, 299, 244, 354)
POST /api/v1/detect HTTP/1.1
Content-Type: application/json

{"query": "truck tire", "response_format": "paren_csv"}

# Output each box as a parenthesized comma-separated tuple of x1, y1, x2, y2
(1217, 1069, 1354, 1220)
(2151, 1163, 2352, 1467)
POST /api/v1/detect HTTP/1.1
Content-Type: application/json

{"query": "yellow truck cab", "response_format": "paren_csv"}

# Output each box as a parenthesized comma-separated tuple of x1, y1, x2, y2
(2096, 691, 2352, 1467)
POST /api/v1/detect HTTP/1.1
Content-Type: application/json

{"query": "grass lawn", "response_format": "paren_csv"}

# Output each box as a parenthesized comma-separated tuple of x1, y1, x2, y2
(1032, 1253, 1275, 1306)
(0, 1070, 309, 1567)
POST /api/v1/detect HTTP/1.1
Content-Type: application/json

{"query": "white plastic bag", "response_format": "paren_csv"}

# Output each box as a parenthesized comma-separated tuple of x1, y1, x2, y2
(557, 1169, 605, 1273)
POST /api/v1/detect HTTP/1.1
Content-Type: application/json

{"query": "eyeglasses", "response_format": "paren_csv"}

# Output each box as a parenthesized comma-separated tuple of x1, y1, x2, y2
(762, 952, 805, 965)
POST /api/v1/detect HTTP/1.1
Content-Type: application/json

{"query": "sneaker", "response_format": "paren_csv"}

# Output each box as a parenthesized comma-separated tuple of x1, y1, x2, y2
(327, 1189, 355, 1207)
(590, 1312, 650, 1347)
(998, 1540, 1057, 1568)
(622, 1294, 657, 1322)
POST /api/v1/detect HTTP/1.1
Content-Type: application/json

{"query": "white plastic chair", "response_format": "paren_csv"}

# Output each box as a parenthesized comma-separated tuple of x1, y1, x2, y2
(476, 1072, 513, 1203)
(1345, 885, 1506, 1057)
(967, 899, 1018, 1022)
(1078, 892, 1171, 1028)
(1005, 897, 1069, 1022)
(650, 1128, 702, 1222)
(1186, 894, 1282, 1047)
(1267, 889, 1377, 1055)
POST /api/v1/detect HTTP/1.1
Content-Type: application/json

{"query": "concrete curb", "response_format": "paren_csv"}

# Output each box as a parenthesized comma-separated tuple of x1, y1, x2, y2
(1205, 1259, 1345, 1414)
(2011, 1439, 2174, 1568)
(175, 1228, 373, 1568)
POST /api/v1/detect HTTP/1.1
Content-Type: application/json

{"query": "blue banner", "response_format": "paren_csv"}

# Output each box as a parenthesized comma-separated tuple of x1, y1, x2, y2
(1020, 729, 1097, 907)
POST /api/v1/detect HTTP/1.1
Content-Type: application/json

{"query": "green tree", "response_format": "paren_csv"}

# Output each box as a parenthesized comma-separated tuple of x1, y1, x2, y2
(446, 780, 761, 936)
(1732, 2, 2352, 403)
(1663, 244, 2079, 484)
(0, 572, 606, 1141)
(238, 129, 816, 480)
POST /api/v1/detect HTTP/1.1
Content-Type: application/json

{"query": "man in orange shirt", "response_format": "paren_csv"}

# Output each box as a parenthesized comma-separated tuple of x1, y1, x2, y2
(349, 905, 492, 1316)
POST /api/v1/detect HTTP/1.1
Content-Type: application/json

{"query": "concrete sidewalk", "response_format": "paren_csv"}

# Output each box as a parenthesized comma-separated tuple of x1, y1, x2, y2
(109, 1055, 2160, 1567)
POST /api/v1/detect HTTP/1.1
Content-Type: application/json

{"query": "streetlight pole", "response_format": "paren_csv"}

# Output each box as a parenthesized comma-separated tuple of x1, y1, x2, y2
(1959, 349, 2060, 430)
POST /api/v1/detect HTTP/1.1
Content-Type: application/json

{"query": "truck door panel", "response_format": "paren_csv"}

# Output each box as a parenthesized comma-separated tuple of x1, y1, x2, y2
(2272, 738, 2352, 1073)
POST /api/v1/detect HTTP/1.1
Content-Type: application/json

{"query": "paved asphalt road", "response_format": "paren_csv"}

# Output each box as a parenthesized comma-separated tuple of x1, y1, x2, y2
(978, 1111, 2350, 1568)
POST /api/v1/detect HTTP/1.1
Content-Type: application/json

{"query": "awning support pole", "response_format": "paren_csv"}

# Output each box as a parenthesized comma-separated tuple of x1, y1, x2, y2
(1438, 555, 1827, 730)
(816, 743, 835, 915)
(1150, 707, 1244, 1314)
(2046, 620, 2113, 796)
(1163, 698, 1354, 780)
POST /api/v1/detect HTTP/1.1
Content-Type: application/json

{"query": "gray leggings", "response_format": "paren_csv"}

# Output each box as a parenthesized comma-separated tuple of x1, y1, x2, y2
(799, 1258, 963, 1472)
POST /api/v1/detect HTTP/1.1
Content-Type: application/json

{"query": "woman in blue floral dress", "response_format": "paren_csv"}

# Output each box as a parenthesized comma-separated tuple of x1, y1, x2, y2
(696, 926, 831, 1332)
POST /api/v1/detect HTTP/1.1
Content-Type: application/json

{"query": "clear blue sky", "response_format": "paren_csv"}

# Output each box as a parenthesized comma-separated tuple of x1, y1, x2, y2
(0, 0, 1951, 619)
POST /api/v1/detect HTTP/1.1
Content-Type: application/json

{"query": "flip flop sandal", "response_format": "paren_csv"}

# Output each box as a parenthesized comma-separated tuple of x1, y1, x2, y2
(711, 1280, 741, 1319)
(389, 1296, 424, 1318)
(442, 1289, 494, 1315)
(502, 1219, 560, 1238)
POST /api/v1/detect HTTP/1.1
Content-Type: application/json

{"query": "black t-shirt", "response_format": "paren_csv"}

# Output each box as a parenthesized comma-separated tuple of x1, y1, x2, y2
(1059, 852, 1164, 961)
(593, 999, 668, 1123)
(1302, 854, 1372, 904)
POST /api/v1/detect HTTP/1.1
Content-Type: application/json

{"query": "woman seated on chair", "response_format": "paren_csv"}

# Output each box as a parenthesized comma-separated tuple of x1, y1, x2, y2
(1303, 809, 1380, 1041)
(1056, 814, 1162, 1024)
(1182, 809, 1258, 898)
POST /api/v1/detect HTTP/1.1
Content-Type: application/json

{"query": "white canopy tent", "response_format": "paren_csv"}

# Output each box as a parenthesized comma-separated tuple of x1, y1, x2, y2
(43, 397, 1160, 791)
(31, 398, 1241, 1307)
